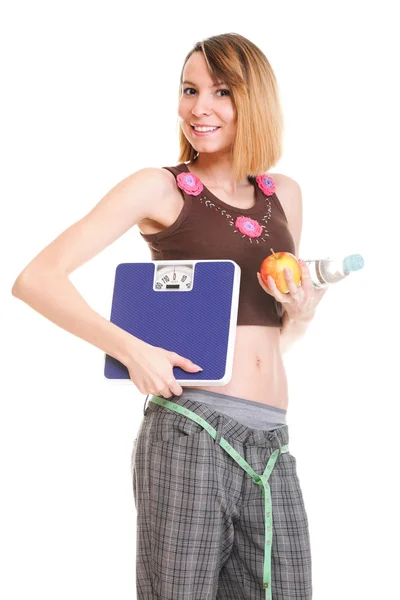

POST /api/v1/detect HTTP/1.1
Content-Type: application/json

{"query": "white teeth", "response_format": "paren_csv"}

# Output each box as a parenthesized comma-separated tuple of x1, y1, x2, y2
(193, 126, 218, 132)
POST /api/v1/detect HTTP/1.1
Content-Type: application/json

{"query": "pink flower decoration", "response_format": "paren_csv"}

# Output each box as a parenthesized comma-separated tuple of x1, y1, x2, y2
(177, 172, 204, 196)
(235, 216, 263, 238)
(256, 174, 275, 196)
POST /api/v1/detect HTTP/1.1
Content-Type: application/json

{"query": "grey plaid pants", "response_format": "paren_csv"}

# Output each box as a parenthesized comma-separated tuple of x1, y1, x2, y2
(131, 393, 312, 599)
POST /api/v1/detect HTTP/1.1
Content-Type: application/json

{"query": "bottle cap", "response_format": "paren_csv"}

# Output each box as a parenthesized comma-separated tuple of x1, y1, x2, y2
(344, 254, 364, 273)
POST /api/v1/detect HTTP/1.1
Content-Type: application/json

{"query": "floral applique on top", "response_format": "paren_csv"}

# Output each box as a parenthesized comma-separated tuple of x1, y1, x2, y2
(177, 169, 277, 244)
(176, 172, 204, 195)
(255, 174, 276, 196)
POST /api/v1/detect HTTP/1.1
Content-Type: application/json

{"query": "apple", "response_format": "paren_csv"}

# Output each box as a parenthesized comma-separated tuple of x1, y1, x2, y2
(260, 248, 302, 294)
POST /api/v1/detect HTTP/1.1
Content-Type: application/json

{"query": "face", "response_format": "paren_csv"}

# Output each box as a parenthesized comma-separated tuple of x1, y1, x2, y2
(178, 52, 237, 157)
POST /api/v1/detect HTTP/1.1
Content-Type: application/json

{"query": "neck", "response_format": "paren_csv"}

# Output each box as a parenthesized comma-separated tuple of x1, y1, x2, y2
(189, 153, 248, 189)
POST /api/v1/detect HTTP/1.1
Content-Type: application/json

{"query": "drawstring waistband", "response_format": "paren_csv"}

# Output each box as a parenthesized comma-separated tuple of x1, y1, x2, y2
(267, 428, 282, 453)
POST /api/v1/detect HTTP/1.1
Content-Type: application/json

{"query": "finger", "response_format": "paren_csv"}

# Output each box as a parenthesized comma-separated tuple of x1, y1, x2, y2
(283, 268, 302, 297)
(316, 284, 329, 296)
(257, 272, 273, 296)
(298, 260, 314, 294)
(266, 274, 287, 303)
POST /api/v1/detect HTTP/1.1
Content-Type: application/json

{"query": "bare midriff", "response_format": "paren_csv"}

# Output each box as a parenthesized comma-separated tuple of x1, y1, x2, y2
(186, 325, 289, 410)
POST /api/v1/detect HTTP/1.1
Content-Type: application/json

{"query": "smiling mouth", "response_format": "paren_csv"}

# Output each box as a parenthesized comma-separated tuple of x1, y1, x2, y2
(190, 125, 221, 136)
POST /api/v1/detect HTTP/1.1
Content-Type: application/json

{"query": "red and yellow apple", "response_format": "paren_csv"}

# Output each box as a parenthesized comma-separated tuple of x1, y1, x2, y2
(260, 248, 302, 294)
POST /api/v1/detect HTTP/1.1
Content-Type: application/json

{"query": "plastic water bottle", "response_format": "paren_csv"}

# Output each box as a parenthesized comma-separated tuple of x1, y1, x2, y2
(304, 254, 364, 289)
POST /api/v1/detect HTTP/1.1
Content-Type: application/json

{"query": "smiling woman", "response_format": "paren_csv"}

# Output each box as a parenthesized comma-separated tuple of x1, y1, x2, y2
(133, 35, 316, 599)
(12, 32, 319, 600)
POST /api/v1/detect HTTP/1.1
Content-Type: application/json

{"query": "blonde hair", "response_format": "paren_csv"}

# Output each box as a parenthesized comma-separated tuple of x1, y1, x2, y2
(177, 33, 284, 181)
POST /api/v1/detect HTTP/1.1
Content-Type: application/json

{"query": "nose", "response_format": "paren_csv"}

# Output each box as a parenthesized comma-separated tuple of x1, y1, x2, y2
(191, 91, 213, 117)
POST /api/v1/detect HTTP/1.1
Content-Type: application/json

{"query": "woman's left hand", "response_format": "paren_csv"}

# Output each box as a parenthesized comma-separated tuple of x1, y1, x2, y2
(257, 259, 329, 323)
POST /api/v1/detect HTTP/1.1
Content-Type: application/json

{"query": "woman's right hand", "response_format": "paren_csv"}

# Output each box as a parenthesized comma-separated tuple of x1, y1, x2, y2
(125, 341, 203, 398)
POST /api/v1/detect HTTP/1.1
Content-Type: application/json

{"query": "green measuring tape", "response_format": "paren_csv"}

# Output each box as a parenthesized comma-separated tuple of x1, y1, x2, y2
(149, 395, 289, 599)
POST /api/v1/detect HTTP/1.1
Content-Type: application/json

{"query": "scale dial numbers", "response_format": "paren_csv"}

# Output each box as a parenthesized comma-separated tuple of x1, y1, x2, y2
(154, 264, 194, 291)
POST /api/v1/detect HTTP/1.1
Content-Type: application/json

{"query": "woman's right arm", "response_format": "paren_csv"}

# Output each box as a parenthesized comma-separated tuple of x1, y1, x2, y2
(11, 168, 172, 367)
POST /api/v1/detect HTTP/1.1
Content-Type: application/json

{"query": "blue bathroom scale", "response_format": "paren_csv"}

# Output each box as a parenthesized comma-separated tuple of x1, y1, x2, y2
(104, 259, 241, 385)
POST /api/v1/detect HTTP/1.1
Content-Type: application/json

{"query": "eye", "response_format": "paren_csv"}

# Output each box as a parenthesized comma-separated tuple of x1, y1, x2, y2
(182, 88, 231, 97)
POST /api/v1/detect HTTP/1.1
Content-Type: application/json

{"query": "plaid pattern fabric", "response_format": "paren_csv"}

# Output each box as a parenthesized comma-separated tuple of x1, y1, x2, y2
(131, 393, 312, 599)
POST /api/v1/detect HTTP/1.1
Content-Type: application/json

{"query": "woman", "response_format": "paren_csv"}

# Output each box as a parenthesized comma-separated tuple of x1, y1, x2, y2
(12, 33, 327, 600)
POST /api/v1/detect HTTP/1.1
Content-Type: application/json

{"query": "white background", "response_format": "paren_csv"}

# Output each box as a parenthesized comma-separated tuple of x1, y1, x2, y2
(2, 1, 400, 598)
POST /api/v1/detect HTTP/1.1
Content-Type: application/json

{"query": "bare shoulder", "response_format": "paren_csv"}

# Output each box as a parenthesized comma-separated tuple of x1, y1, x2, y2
(138, 165, 176, 190)
(130, 165, 175, 201)
(134, 166, 179, 228)
(132, 166, 176, 220)
(270, 172, 303, 258)
(270, 172, 301, 198)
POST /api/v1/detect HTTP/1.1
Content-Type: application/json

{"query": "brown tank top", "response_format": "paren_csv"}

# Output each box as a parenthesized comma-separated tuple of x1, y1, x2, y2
(138, 163, 295, 327)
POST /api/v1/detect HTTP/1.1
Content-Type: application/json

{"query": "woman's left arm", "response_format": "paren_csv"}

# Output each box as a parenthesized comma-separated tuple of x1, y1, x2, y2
(258, 175, 328, 352)
(278, 309, 314, 354)
(257, 260, 329, 354)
